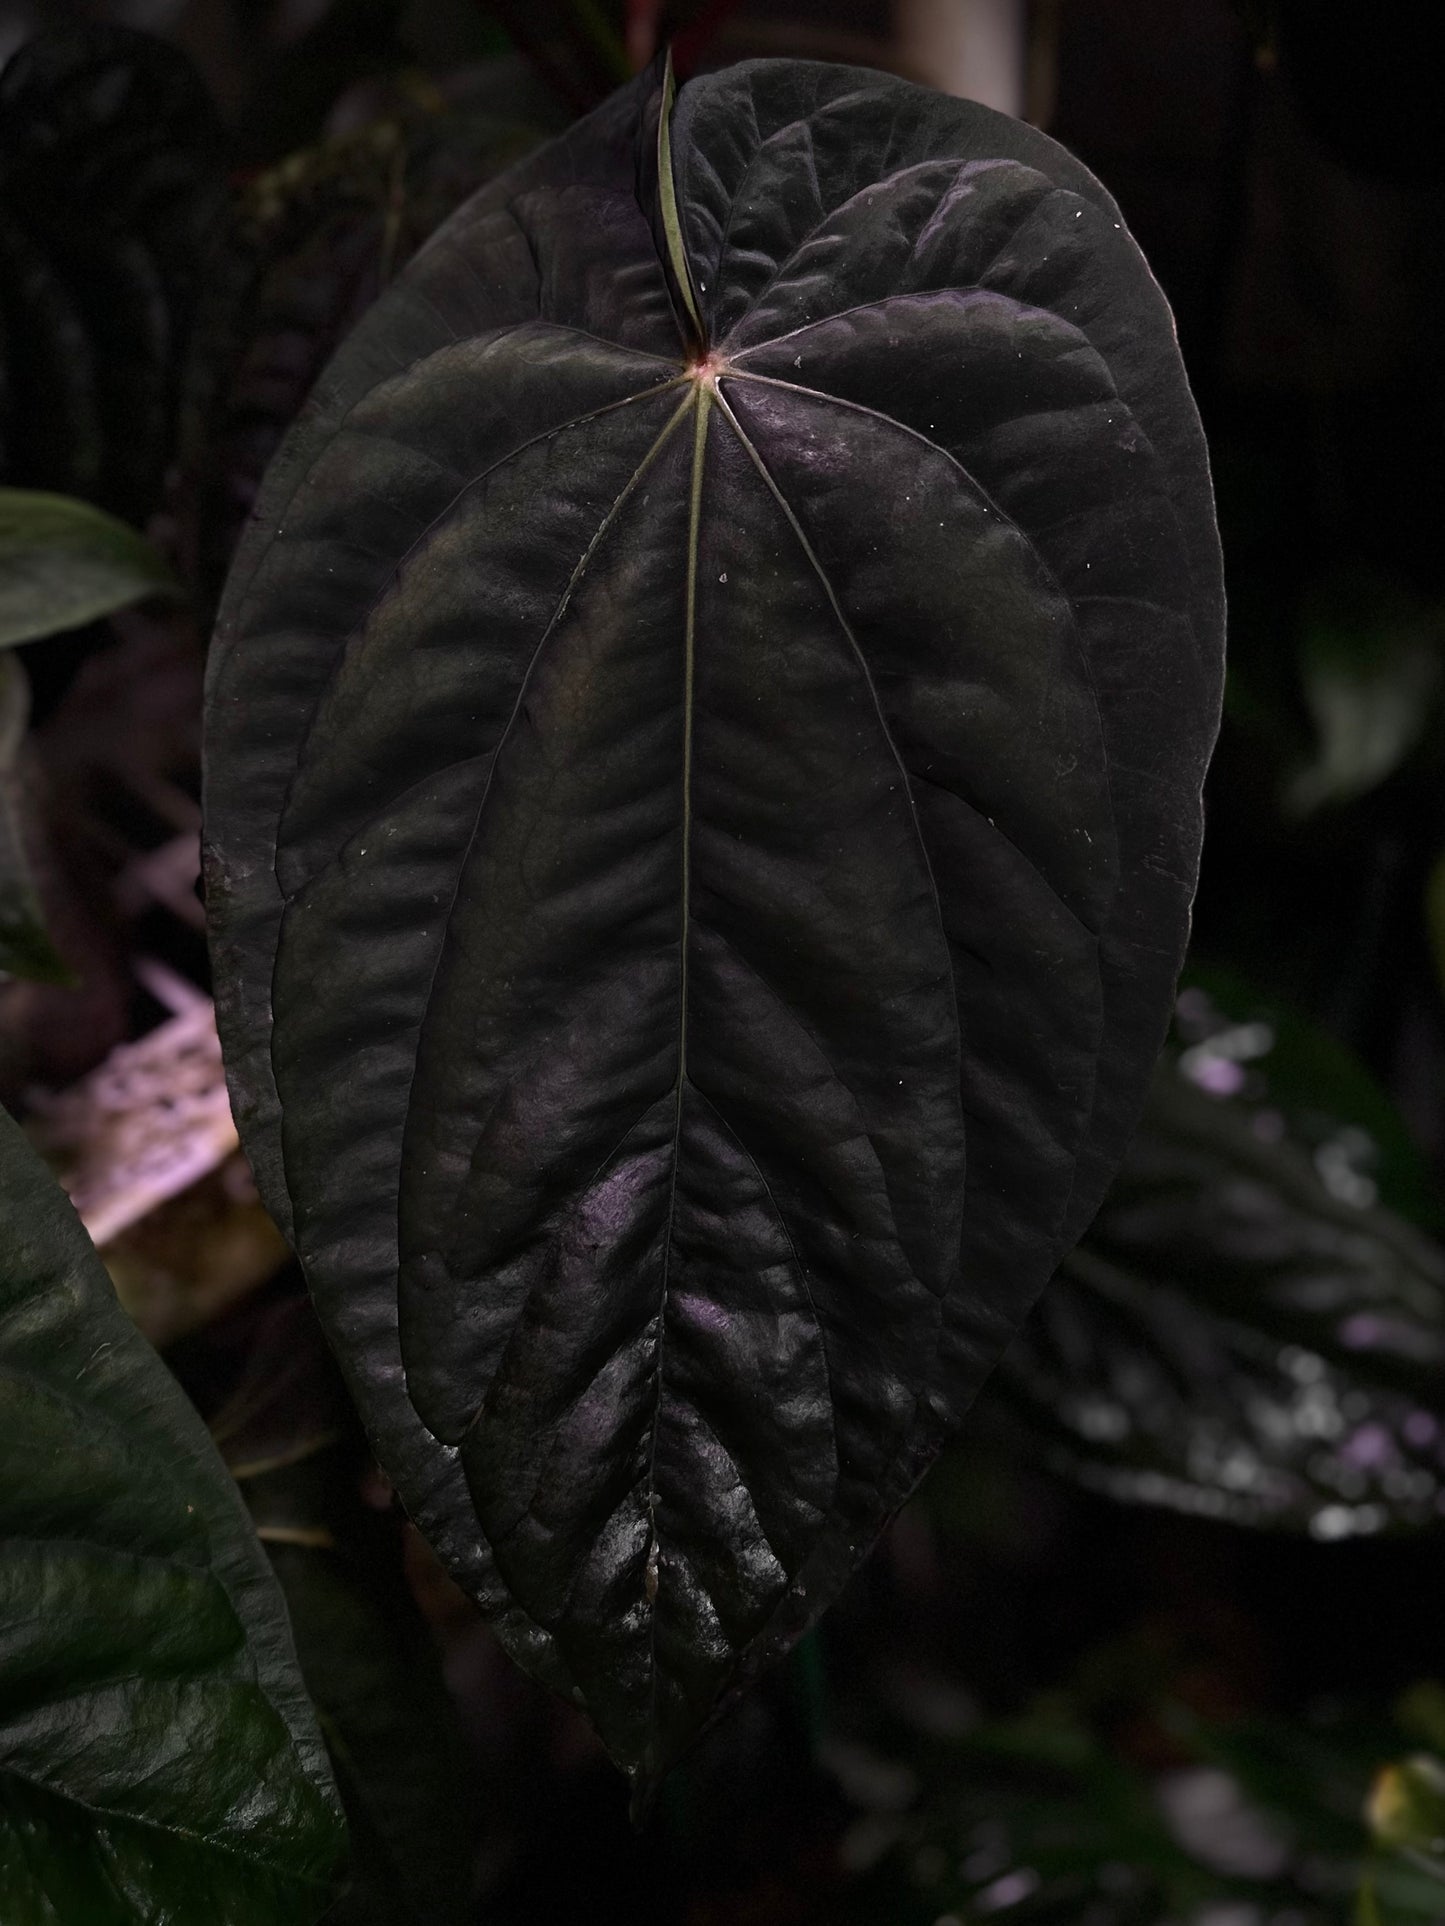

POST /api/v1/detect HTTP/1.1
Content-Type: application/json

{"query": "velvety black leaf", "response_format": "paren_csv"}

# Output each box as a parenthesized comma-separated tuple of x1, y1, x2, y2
(993, 1018, 1445, 1536)
(0, 25, 221, 520)
(215, 1297, 476, 1926)
(204, 58, 1224, 1789)
(0, 1103, 345, 1919)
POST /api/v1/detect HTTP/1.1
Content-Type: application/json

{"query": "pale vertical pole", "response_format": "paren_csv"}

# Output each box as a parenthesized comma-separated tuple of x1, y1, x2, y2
(894, 0, 1029, 118)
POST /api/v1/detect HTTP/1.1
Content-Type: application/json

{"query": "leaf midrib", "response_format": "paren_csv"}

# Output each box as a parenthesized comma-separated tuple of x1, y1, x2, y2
(393, 385, 697, 1288)
(640, 379, 712, 1752)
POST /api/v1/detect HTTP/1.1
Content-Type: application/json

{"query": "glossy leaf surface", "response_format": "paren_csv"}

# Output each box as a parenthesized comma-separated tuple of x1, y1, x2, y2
(0, 1103, 345, 1921)
(994, 987, 1445, 1536)
(204, 57, 1224, 1784)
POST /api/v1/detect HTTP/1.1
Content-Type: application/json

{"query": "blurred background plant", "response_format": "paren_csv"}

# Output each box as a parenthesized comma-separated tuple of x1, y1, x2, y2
(1, 3, 1442, 1921)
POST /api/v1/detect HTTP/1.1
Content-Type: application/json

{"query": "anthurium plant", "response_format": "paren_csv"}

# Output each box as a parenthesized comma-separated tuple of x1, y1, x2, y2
(202, 54, 1224, 1800)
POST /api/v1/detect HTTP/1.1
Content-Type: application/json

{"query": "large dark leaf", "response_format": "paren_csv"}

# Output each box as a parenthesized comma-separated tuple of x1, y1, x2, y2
(203, 56, 1224, 1789)
(993, 989, 1445, 1536)
(0, 25, 221, 520)
(0, 1103, 345, 1918)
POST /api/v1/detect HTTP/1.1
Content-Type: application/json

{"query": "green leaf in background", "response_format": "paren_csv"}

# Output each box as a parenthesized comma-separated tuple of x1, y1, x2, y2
(1367, 1751, 1445, 1884)
(1188, 1710, 1445, 1923)
(1287, 571, 1445, 817)
(991, 980, 1445, 1536)
(213, 1296, 477, 1926)
(839, 1718, 1217, 1923)
(835, 1688, 1319, 1923)
(0, 1102, 345, 1922)
(0, 487, 177, 648)
(0, 654, 69, 983)
(833, 1649, 1445, 1924)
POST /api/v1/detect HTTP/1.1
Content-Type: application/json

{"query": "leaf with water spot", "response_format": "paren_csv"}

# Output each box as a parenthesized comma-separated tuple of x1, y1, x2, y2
(203, 56, 1224, 1791)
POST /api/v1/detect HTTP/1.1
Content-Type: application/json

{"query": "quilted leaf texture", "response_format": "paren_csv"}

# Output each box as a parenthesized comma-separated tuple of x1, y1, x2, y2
(204, 57, 1225, 1795)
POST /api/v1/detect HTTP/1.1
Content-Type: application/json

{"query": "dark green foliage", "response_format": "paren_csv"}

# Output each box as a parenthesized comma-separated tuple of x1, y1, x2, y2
(1287, 572, 1445, 818)
(0, 488, 177, 650)
(215, 1297, 477, 1925)
(0, 656, 67, 986)
(204, 56, 1223, 1791)
(1366, 1740, 1445, 1908)
(0, 1104, 345, 1922)
(0, 24, 221, 521)
(177, 97, 549, 611)
(837, 1670, 1445, 1923)
(0, 489, 177, 983)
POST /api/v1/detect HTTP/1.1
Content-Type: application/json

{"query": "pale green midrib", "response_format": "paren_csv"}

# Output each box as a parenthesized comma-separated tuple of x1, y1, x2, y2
(680, 388, 712, 1086)
(658, 53, 703, 346)
(640, 382, 711, 1767)
(401, 388, 696, 1331)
